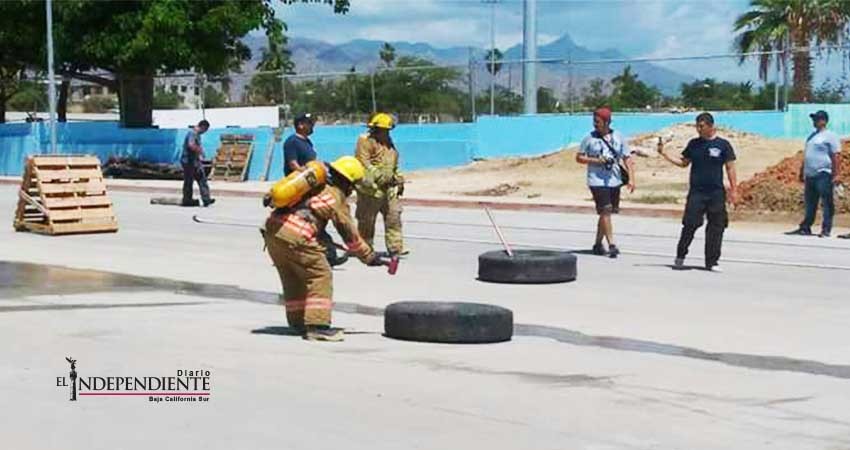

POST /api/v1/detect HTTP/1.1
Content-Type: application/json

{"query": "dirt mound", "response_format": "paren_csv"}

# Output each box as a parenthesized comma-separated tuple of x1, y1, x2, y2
(737, 150, 850, 213)
(408, 123, 802, 205)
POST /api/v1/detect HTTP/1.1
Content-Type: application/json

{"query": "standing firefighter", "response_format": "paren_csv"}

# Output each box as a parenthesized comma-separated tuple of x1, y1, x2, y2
(355, 113, 407, 256)
(262, 156, 396, 342)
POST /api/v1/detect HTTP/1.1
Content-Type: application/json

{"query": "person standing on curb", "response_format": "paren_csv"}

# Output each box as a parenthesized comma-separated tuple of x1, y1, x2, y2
(785, 110, 841, 238)
(575, 107, 635, 258)
(181, 120, 215, 207)
(282, 113, 347, 266)
(657, 112, 737, 272)
(354, 112, 407, 257)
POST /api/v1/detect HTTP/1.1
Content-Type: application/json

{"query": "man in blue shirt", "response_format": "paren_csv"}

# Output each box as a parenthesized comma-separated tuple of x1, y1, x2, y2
(283, 113, 317, 176)
(181, 120, 214, 207)
(281, 113, 347, 267)
(786, 110, 842, 237)
(576, 107, 636, 258)
(658, 112, 738, 272)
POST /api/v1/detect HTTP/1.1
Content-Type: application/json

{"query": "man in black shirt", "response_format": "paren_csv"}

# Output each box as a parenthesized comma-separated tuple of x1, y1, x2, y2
(657, 113, 738, 272)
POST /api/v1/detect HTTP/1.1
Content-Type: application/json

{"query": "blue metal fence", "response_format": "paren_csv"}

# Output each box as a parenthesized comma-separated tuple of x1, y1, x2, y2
(0, 107, 822, 178)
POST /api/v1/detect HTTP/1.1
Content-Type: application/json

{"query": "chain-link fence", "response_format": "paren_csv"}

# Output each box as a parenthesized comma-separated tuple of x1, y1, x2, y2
(5, 45, 850, 125)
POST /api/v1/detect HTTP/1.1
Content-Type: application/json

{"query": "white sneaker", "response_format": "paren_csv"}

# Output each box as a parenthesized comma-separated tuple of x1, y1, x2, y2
(673, 258, 685, 270)
(708, 264, 723, 273)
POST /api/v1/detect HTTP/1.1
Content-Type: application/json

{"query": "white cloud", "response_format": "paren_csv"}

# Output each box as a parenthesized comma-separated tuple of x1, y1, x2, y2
(274, 0, 846, 83)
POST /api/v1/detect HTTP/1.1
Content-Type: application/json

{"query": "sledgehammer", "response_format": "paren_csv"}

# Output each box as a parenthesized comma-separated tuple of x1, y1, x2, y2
(484, 206, 514, 257)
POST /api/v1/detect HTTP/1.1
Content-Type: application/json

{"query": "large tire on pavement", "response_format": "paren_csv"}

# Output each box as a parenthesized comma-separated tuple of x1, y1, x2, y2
(384, 301, 513, 344)
(478, 249, 577, 284)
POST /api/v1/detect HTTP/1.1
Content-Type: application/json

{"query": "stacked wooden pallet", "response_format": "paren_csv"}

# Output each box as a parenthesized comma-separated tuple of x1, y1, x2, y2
(13, 155, 118, 235)
(209, 134, 254, 182)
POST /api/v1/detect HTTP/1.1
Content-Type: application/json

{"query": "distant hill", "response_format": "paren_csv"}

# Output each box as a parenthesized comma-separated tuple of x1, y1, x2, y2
(232, 33, 693, 101)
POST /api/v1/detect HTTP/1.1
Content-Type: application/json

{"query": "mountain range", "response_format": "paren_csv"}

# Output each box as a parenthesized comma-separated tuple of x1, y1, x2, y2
(235, 33, 694, 100)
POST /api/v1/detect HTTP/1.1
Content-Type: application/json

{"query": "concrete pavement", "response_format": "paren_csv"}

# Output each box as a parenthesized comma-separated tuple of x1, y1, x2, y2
(1, 185, 849, 450)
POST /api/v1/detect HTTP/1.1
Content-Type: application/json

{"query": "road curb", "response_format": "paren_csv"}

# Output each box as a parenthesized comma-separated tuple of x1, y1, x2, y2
(0, 177, 681, 218)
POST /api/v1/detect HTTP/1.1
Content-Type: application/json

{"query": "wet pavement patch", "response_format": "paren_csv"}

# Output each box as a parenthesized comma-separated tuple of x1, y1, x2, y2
(514, 324, 850, 380)
(0, 301, 208, 313)
(3, 260, 848, 380)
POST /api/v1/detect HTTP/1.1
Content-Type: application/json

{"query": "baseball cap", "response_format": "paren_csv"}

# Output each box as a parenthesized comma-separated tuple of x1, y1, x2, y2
(293, 113, 314, 126)
(809, 110, 829, 122)
(594, 107, 612, 122)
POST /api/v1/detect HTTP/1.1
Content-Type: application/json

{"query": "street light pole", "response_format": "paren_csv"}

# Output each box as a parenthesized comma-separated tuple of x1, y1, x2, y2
(45, 0, 57, 154)
(522, 0, 537, 114)
(485, 0, 497, 115)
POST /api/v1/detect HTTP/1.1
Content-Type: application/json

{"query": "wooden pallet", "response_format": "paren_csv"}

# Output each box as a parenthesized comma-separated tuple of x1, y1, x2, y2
(209, 134, 254, 182)
(13, 155, 119, 235)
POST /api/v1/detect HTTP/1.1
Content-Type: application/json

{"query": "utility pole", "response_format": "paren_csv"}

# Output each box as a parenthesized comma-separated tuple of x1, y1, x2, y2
(774, 63, 780, 111)
(468, 47, 476, 121)
(783, 32, 790, 110)
(45, 0, 57, 154)
(522, 0, 537, 114)
(484, 0, 498, 115)
(370, 71, 377, 113)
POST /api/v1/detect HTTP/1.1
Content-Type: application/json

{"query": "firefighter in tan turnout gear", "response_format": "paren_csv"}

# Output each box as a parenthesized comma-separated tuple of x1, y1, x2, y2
(355, 113, 407, 256)
(262, 156, 396, 342)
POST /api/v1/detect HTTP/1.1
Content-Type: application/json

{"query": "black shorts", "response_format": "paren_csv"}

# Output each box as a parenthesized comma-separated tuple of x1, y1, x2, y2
(590, 186, 621, 214)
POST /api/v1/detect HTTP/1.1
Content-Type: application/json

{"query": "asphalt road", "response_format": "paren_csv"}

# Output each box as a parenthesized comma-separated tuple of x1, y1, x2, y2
(1, 186, 849, 450)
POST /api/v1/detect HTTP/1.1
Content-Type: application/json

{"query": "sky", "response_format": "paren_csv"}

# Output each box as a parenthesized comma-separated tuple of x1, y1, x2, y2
(276, 0, 848, 85)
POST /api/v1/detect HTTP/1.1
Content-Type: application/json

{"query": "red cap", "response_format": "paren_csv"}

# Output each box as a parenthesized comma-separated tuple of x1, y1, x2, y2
(594, 107, 612, 122)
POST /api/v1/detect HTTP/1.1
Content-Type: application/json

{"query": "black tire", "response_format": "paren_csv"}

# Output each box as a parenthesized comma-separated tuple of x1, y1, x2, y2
(384, 301, 513, 344)
(478, 249, 577, 284)
(150, 197, 199, 207)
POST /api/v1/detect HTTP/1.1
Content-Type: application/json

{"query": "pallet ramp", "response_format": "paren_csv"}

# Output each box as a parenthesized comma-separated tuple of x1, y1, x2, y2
(209, 134, 254, 182)
(13, 155, 119, 235)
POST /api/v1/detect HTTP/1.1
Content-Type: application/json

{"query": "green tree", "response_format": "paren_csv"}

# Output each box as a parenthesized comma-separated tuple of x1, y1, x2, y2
(374, 56, 462, 116)
(473, 86, 522, 116)
(609, 66, 659, 109)
(153, 86, 184, 109)
(7, 80, 47, 112)
(733, 0, 850, 102)
(536, 87, 560, 113)
(379, 43, 396, 67)
(0, 1, 43, 122)
(581, 78, 609, 109)
(752, 82, 779, 109)
(483, 48, 503, 76)
(203, 85, 228, 108)
(33, 0, 350, 127)
(811, 78, 848, 103)
(246, 22, 298, 106)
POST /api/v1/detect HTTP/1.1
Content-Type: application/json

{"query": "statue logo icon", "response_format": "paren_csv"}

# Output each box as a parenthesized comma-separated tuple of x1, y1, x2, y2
(65, 357, 77, 401)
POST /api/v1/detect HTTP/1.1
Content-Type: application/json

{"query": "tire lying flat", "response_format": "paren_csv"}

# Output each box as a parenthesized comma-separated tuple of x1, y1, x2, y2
(384, 301, 513, 344)
(478, 249, 577, 284)
(150, 197, 199, 207)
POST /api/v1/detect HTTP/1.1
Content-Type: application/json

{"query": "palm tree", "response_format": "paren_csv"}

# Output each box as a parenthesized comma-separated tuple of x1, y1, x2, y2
(379, 43, 396, 67)
(733, 0, 850, 102)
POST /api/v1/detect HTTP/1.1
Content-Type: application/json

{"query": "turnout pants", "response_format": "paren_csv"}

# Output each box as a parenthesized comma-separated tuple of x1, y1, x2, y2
(264, 224, 333, 329)
(356, 193, 403, 254)
(182, 163, 211, 204)
(800, 172, 835, 235)
(676, 189, 728, 267)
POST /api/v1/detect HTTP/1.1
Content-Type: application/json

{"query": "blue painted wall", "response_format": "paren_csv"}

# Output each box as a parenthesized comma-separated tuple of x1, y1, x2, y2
(0, 107, 823, 178)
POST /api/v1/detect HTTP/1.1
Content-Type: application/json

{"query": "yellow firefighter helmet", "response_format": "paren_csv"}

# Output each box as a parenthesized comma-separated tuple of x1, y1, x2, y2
(367, 112, 395, 130)
(329, 156, 365, 183)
